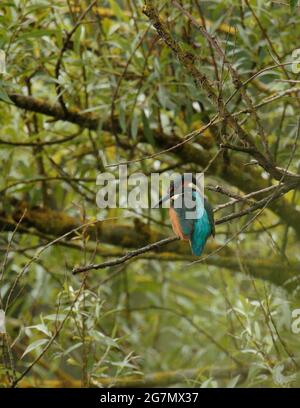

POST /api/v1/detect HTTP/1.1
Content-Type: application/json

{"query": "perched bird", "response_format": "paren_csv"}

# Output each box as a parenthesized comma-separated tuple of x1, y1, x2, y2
(157, 175, 215, 256)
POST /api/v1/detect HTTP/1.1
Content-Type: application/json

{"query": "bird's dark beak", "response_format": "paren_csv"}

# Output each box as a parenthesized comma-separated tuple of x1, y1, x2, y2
(154, 192, 171, 208)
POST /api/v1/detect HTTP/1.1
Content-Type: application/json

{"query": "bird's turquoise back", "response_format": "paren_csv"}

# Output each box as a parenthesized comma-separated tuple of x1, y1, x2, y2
(191, 206, 212, 256)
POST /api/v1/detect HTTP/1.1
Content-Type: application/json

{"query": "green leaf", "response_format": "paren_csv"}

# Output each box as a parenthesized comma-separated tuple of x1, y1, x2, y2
(227, 375, 241, 388)
(27, 323, 51, 337)
(74, 25, 82, 55)
(290, 0, 298, 10)
(90, 330, 120, 348)
(44, 314, 66, 321)
(157, 85, 167, 109)
(62, 342, 82, 357)
(0, 85, 13, 104)
(108, 0, 128, 21)
(142, 111, 155, 147)
(21, 339, 48, 359)
(131, 111, 139, 139)
(119, 101, 127, 133)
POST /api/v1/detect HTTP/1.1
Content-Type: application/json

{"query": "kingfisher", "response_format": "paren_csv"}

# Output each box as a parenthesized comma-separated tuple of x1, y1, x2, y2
(156, 175, 215, 256)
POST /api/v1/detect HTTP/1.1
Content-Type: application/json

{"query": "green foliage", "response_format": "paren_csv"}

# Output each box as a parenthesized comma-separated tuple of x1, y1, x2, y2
(290, 0, 298, 11)
(0, 0, 300, 389)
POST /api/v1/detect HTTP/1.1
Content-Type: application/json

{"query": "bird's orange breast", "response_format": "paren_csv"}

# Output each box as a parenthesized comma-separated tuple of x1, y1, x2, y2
(169, 208, 189, 241)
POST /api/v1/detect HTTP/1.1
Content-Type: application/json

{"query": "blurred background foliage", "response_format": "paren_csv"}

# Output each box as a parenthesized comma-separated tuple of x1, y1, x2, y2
(1, 0, 300, 388)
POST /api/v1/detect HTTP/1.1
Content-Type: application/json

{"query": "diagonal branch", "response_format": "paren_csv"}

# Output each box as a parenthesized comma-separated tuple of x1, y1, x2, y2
(142, 1, 299, 183)
(72, 236, 179, 274)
